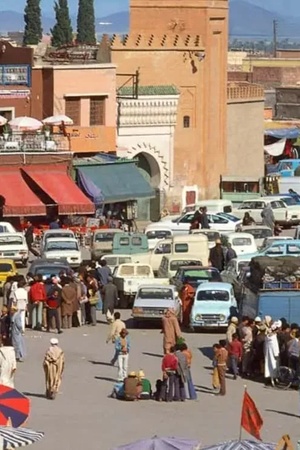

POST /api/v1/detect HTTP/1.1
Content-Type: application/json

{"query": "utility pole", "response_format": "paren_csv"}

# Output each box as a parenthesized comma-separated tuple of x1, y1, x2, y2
(273, 19, 278, 58)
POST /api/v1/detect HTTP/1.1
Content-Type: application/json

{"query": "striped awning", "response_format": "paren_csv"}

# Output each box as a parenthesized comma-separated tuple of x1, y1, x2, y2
(202, 440, 275, 450)
(0, 426, 44, 448)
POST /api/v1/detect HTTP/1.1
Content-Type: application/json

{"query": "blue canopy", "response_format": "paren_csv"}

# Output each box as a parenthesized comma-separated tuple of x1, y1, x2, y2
(77, 169, 104, 205)
(265, 128, 300, 139)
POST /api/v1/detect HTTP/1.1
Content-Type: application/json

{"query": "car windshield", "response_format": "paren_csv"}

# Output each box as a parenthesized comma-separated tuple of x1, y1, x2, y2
(35, 266, 68, 277)
(170, 260, 201, 271)
(0, 263, 13, 272)
(232, 238, 252, 246)
(183, 269, 221, 282)
(197, 290, 229, 301)
(0, 237, 23, 246)
(138, 288, 174, 300)
(217, 213, 240, 222)
(280, 197, 298, 206)
(146, 230, 171, 240)
(94, 233, 114, 242)
(245, 228, 272, 239)
(45, 241, 79, 251)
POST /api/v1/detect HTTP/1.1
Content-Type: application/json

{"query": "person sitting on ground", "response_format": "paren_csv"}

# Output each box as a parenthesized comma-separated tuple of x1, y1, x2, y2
(137, 370, 152, 400)
(123, 371, 142, 401)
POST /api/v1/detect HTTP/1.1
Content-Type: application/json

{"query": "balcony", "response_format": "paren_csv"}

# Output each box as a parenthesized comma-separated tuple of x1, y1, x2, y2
(0, 132, 70, 152)
(227, 82, 264, 102)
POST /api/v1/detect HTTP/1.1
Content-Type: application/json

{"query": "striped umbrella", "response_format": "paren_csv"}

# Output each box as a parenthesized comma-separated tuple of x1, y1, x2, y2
(0, 426, 44, 448)
(202, 440, 275, 450)
(0, 386, 30, 428)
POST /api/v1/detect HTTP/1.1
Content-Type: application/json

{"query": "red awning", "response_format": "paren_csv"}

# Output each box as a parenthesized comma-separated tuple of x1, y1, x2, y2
(0, 168, 46, 217)
(22, 165, 95, 215)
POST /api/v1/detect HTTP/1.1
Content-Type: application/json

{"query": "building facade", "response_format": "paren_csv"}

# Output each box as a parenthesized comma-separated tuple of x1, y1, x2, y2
(111, 0, 229, 204)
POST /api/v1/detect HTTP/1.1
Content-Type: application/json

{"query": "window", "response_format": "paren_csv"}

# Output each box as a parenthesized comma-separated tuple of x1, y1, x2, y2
(120, 237, 130, 246)
(178, 213, 194, 224)
(154, 243, 171, 254)
(65, 97, 81, 125)
(0, 109, 13, 121)
(270, 201, 285, 209)
(197, 290, 229, 302)
(132, 237, 142, 246)
(183, 115, 190, 128)
(232, 238, 252, 246)
(210, 215, 227, 224)
(174, 243, 188, 253)
(90, 96, 106, 126)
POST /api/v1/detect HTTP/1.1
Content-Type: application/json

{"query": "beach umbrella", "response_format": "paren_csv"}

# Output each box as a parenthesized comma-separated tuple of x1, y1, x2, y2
(8, 117, 43, 131)
(42, 115, 73, 126)
(0, 426, 44, 448)
(202, 439, 275, 450)
(0, 116, 7, 126)
(0, 386, 30, 428)
(113, 436, 201, 450)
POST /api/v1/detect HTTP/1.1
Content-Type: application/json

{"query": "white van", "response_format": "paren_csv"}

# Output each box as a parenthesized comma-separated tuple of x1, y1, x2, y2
(183, 200, 232, 214)
(100, 254, 133, 272)
(144, 224, 173, 250)
(133, 234, 209, 273)
(190, 229, 221, 249)
(157, 255, 203, 279)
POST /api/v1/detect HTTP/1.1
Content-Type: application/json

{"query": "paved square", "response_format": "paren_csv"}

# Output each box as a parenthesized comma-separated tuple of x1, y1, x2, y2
(17, 311, 299, 450)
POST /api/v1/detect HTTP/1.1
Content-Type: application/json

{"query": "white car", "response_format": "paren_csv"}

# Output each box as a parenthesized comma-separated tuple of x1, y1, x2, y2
(226, 232, 257, 256)
(161, 212, 241, 235)
(0, 233, 28, 267)
(41, 237, 82, 267)
(0, 222, 16, 233)
(261, 235, 293, 249)
(40, 229, 76, 252)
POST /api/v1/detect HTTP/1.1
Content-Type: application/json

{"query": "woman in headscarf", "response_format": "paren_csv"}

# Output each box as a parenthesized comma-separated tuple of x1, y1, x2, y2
(10, 306, 26, 362)
(43, 338, 65, 400)
(264, 320, 281, 385)
(261, 204, 275, 233)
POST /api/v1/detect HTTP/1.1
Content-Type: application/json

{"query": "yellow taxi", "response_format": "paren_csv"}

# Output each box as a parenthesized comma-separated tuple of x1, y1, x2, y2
(0, 259, 17, 293)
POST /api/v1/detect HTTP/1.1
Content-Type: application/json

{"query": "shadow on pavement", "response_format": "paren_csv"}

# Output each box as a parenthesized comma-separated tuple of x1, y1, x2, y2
(265, 409, 300, 418)
(142, 352, 163, 358)
(198, 346, 213, 360)
(89, 360, 113, 367)
(23, 392, 46, 399)
(95, 376, 116, 383)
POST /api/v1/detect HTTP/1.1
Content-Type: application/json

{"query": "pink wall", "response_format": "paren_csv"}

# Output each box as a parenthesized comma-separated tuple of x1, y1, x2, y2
(52, 64, 117, 127)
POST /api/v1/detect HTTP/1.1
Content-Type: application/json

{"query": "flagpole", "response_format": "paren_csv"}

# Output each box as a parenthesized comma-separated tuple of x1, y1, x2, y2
(239, 385, 247, 441)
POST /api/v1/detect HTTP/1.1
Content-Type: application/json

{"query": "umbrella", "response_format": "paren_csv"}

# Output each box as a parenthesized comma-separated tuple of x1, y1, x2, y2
(0, 386, 30, 428)
(8, 117, 43, 131)
(0, 116, 7, 126)
(0, 426, 44, 448)
(113, 436, 201, 450)
(202, 440, 275, 450)
(42, 115, 73, 126)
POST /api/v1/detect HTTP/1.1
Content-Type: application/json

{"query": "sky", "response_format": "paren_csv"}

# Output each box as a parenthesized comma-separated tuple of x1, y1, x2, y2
(0, 0, 129, 16)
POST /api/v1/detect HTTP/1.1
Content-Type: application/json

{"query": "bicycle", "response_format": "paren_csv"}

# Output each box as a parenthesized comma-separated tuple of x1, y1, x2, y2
(273, 366, 300, 390)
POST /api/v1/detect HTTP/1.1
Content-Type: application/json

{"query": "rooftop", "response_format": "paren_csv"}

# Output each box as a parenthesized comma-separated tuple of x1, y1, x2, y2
(227, 82, 264, 101)
(118, 85, 180, 96)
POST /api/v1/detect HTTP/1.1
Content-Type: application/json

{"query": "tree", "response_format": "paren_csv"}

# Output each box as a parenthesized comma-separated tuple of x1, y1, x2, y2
(76, 0, 96, 44)
(51, 0, 73, 48)
(23, 0, 42, 45)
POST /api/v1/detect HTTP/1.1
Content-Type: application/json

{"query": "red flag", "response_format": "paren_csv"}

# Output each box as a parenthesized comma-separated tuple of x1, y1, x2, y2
(241, 391, 263, 440)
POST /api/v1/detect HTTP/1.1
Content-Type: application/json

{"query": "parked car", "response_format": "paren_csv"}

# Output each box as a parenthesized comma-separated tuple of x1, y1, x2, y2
(171, 266, 222, 291)
(222, 255, 252, 277)
(144, 224, 173, 250)
(40, 229, 76, 252)
(0, 233, 29, 267)
(161, 212, 241, 235)
(237, 225, 272, 248)
(261, 236, 293, 249)
(90, 229, 123, 260)
(250, 240, 300, 258)
(183, 199, 233, 214)
(233, 197, 299, 227)
(224, 232, 257, 256)
(28, 259, 70, 279)
(190, 282, 238, 330)
(41, 237, 82, 267)
(113, 263, 169, 308)
(157, 255, 202, 280)
(0, 259, 17, 294)
(132, 285, 181, 326)
(0, 223, 16, 233)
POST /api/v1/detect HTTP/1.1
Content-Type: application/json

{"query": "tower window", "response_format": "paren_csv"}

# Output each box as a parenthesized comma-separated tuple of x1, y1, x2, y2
(183, 115, 190, 128)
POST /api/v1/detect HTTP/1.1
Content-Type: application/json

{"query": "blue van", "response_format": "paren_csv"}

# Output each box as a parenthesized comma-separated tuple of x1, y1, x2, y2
(190, 282, 237, 330)
(112, 233, 149, 255)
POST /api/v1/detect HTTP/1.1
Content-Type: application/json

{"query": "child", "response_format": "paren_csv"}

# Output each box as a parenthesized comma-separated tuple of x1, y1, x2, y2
(212, 343, 220, 392)
(216, 340, 228, 396)
(228, 333, 243, 379)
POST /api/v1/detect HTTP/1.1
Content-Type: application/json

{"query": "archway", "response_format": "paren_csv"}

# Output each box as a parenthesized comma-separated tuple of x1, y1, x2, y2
(135, 152, 161, 221)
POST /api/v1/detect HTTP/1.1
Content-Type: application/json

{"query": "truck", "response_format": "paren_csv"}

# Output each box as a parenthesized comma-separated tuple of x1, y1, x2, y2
(240, 286, 300, 324)
(113, 263, 169, 308)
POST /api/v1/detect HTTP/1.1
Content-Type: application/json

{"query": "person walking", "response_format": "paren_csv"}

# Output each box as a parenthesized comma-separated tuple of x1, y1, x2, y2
(86, 273, 99, 326)
(226, 316, 239, 344)
(161, 309, 181, 354)
(102, 276, 118, 323)
(29, 275, 47, 331)
(209, 239, 225, 272)
(179, 341, 197, 400)
(160, 346, 179, 402)
(97, 260, 112, 287)
(216, 340, 228, 396)
(10, 306, 26, 362)
(24, 221, 39, 258)
(264, 320, 281, 385)
(225, 243, 237, 266)
(106, 312, 126, 366)
(61, 278, 77, 329)
(0, 339, 17, 388)
(115, 328, 130, 381)
(46, 284, 62, 334)
(228, 333, 242, 379)
(43, 338, 65, 400)
(11, 280, 28, 333)
(261, 204, 275, 233)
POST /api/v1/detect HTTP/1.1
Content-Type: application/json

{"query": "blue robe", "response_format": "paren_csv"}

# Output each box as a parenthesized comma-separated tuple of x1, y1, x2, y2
(11, 312, 26, 360)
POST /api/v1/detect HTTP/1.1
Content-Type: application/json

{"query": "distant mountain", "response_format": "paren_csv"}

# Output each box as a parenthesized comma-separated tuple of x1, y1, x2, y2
(0, 10, 129, 34)
(230, 0, 300, 37)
